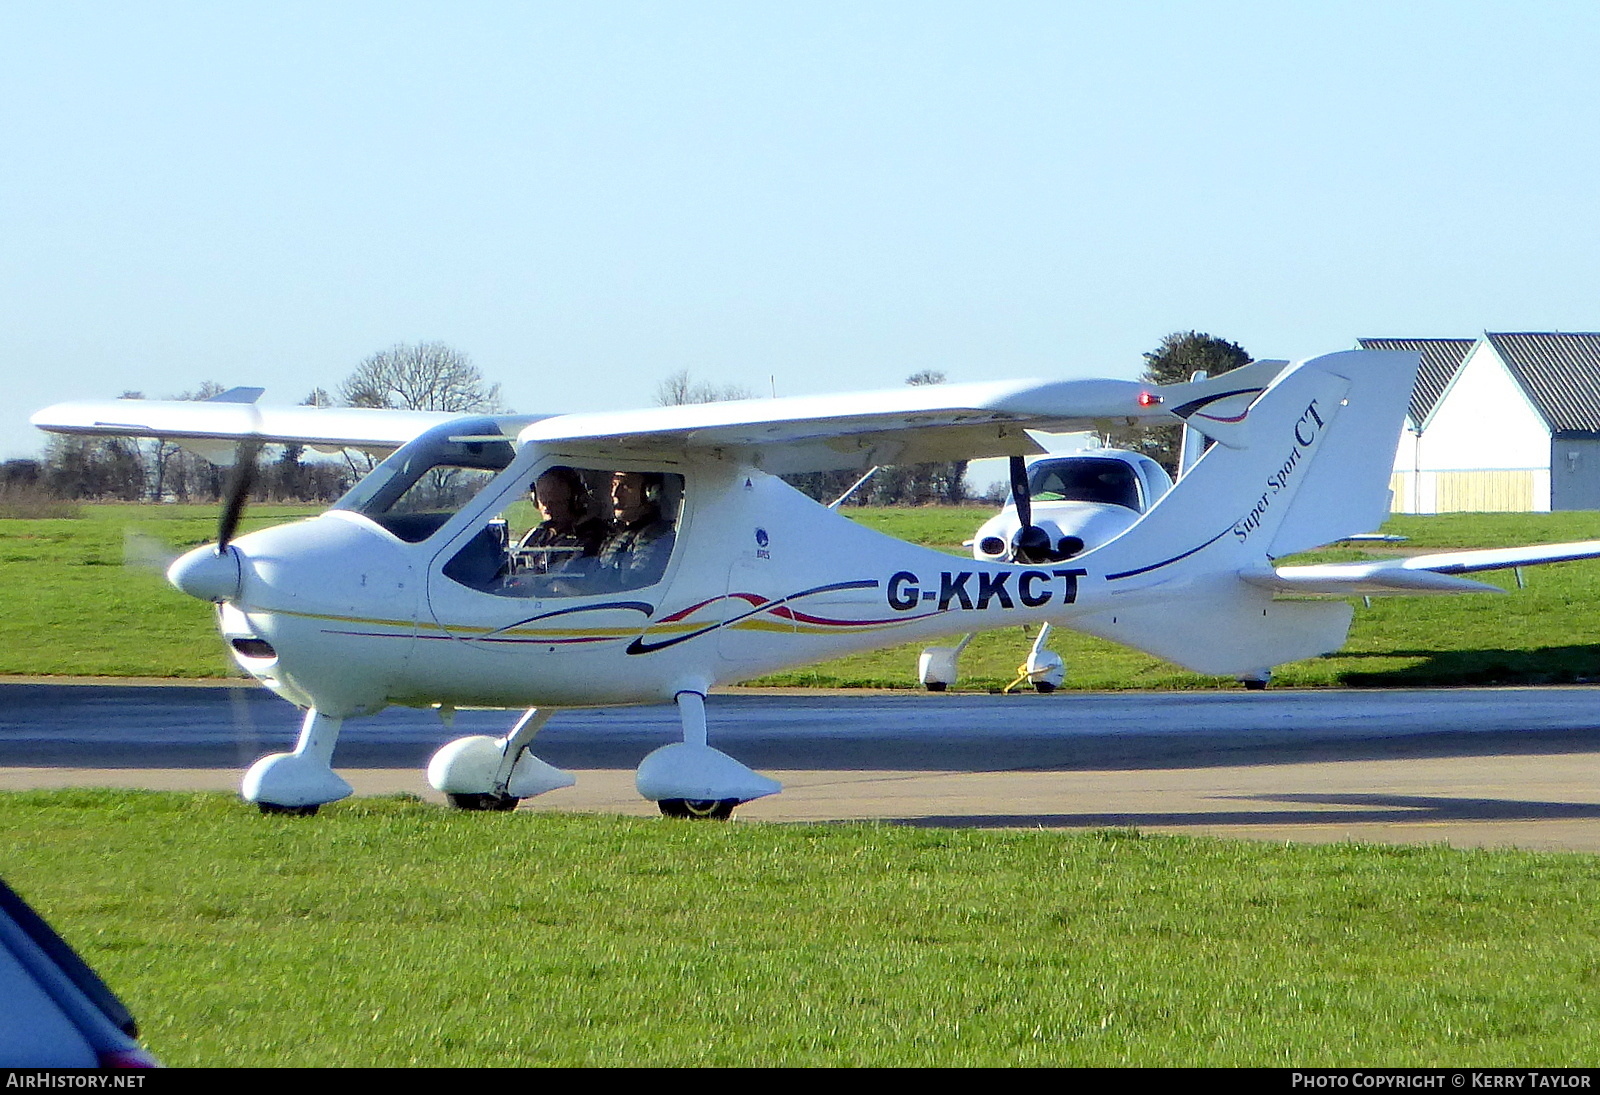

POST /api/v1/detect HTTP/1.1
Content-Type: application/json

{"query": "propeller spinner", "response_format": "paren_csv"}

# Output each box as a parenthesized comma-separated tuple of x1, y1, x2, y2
(166, 437, 261, 603)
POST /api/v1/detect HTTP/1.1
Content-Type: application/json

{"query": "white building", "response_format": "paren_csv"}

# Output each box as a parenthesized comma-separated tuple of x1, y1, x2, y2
(1361, 333, 1600, 513)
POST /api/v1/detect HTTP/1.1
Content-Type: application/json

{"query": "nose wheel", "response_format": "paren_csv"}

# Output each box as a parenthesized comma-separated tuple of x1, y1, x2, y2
(658, 798, 738, 821)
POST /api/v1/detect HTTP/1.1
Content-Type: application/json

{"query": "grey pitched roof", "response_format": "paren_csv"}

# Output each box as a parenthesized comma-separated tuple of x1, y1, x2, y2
(1485, 332, 1600, 434)
(1357, 337, 1476, 425)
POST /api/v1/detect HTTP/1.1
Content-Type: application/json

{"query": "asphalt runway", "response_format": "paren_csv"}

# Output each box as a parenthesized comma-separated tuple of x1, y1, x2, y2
(4, 680, 1600, 851)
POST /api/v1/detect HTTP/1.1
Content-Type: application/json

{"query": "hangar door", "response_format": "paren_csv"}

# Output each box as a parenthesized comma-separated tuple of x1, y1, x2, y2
(1434, 471, 1534, 512)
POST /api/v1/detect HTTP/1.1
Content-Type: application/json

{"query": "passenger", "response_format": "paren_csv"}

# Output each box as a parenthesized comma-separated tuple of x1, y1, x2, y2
(517, 466, 606, 574)
(592, 471, 675, 590)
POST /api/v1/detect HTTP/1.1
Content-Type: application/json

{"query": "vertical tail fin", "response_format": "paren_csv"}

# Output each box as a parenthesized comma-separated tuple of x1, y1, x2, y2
(1089, 349, 1419, 580)
(1066, 349, 1419, 678)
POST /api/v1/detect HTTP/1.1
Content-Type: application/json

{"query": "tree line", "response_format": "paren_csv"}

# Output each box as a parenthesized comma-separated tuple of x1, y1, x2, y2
(14, 332, 1249, 507)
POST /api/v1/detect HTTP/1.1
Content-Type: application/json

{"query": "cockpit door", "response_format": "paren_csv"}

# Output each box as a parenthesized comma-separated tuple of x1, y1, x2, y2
(422, 458, 688, 682)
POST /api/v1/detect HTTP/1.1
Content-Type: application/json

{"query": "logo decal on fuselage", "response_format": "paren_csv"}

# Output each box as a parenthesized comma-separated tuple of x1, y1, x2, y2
(1232, 399, 1324, 543)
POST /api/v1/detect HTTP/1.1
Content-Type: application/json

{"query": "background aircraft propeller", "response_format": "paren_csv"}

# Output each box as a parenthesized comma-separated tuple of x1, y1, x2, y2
(1008, 455, 1054, 564)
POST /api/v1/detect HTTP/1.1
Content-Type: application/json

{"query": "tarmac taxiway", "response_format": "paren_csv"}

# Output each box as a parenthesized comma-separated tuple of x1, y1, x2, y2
(4, 681, 1599, 851)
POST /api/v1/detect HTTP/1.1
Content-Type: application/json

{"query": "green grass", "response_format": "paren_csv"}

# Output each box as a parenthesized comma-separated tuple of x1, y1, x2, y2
(0, 503, 318, 677)
(5, 503, 1600, 687)
(4, 790, 1599, 1066)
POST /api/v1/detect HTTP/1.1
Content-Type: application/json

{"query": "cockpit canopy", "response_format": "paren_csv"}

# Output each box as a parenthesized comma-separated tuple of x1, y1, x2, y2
(331, 418, 515, 542)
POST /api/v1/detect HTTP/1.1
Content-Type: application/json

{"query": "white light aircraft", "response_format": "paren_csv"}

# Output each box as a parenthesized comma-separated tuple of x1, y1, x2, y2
(33, 350, 1600, 817)
(920, 444, 1186, 693)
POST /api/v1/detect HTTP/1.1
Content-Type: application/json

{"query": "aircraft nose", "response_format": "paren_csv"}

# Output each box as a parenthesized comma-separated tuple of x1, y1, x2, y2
(167, 544, 242, 603)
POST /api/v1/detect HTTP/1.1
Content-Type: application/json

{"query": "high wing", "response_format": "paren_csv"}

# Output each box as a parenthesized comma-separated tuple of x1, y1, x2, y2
(31, 359, 1286, 474)
(521, 358, 1288, 475)
(1240, 541, 1600, 596)
(30, 396, 544, 461)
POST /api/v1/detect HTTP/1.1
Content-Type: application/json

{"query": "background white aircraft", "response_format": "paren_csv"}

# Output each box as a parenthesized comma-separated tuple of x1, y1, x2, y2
(923, 397, 1600, 692)
(32, 350, 1600, 818)
(919, 445, 1180, 693)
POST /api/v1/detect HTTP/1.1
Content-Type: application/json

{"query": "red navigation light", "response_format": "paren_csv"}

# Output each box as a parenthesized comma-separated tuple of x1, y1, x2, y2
(1137, 391, 1162, 407)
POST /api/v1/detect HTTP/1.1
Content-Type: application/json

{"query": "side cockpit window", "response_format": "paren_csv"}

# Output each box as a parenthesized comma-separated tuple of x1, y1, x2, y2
(331, 419, 515, 543)
(443, 467, 684, 598)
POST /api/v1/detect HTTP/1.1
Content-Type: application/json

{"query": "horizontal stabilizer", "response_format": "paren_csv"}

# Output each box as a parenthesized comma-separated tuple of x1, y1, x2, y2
(1240, 565, 1501, 596)
(1402, 540, 1600, 574)
(1242, 540, 1600, 596)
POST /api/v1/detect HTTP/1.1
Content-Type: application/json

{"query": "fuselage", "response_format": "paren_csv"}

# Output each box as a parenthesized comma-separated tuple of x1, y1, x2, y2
(200, 436, 1186, 717)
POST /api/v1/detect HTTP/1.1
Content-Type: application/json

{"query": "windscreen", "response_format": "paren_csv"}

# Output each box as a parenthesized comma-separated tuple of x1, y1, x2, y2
(331, 418, 516, 542)
(1026, 457, 1141, 511)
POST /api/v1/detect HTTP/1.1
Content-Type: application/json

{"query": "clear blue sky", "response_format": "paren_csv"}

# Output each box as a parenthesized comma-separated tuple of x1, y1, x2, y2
(5, 1, 1599, 462)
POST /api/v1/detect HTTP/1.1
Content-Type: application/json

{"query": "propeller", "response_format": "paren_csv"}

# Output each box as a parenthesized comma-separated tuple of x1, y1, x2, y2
(1008, 455, 1054, 564)
(216, 437, 262, 552)
(123, 528, 181, 575)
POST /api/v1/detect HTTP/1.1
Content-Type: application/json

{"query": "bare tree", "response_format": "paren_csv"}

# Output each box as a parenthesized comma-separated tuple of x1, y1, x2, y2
(340, 342, 504, 413)
(654, 369, 752, 406)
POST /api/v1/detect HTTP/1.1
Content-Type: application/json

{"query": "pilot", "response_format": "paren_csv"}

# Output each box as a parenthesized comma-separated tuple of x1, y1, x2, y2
(516, 466, 606, 574)
(592, 470, 675, 590)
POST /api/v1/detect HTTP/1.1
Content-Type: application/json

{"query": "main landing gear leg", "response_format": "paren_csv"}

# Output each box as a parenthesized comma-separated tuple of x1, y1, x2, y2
(636, 690, 781, 820)
(428, 708, 576, 811)
(243, 708, 353, 816)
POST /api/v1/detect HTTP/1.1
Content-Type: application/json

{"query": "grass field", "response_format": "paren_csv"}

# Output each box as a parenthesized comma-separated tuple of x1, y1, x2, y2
(5, 502, 1600, 688)
(6, 508, 1600, 1067)
(4, 790, 1600, 1067)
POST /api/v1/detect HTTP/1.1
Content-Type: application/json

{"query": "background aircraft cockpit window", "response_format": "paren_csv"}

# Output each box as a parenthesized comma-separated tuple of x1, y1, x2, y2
(442, 467, 684, 598)
(1026, 458, 1141, 511)
(331, 418, 515, 543)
